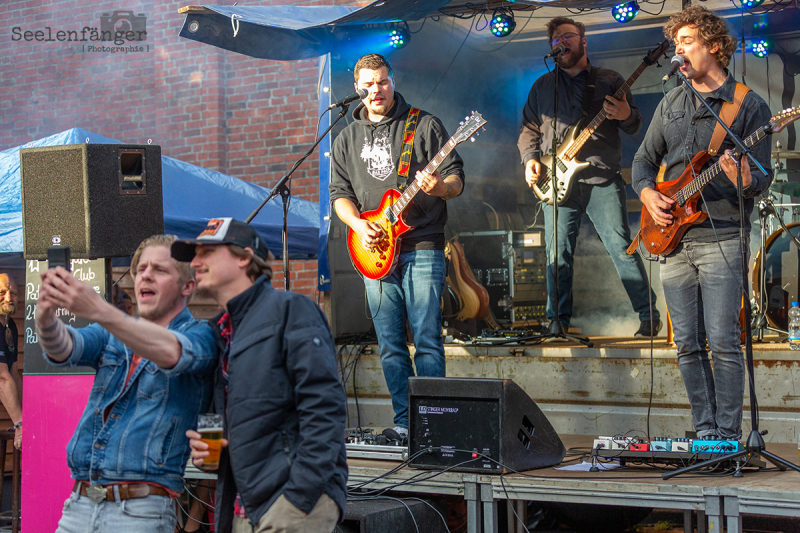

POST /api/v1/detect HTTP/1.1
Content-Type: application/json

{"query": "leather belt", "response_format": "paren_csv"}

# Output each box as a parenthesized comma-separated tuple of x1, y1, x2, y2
(73, 480, 170, 504)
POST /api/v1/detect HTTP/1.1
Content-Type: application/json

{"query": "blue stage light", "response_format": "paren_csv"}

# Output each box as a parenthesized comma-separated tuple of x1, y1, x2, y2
(388, 27, 409, 49)
(741, 0, 766, 8)
(751, 39, 769, 58)
(490, 10, 516, 38)
(612, 2, 640, 23)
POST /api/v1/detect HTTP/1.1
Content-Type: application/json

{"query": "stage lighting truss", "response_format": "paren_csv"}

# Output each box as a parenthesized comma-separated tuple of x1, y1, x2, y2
(751, 39, 770, 58)
(389, 25, 409, 49)
(612, 1, 640, 23)
(490, 9, 516, 38)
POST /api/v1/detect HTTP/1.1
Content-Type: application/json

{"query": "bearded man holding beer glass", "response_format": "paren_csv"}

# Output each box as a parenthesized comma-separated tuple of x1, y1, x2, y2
(35, 235, 218, 533)
(173, 218, 348, 533)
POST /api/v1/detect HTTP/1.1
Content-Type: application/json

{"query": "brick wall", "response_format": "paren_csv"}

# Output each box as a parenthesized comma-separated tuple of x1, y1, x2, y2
(2, 0, 360, 298)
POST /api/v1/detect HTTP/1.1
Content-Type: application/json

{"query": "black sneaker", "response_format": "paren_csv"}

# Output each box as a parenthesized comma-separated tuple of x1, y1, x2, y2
(634, 319, 662, 337)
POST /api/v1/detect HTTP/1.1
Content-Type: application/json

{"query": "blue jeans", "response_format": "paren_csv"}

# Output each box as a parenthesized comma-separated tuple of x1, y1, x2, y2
(364, 249, 446, 429)
(56, 490, 177, 533)
(543, 177, 659, 327)
(659, 238, 746, 440)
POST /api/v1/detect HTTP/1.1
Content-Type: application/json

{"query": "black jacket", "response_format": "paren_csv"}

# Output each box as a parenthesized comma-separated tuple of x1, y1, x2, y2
(329, 92, 465, 251)
(213, 276, 348, 532)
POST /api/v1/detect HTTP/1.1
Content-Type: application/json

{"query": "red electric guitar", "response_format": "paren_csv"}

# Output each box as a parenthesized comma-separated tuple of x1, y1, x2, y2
(348, 111, 487, 280)
(634, 105, 800, 256)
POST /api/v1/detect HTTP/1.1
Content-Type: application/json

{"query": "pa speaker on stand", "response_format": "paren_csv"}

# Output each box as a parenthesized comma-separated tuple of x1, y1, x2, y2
(20, 143, 164, 259)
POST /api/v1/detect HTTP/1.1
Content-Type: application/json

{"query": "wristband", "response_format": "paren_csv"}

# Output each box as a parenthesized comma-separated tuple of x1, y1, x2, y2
(11, 421, 21, 430)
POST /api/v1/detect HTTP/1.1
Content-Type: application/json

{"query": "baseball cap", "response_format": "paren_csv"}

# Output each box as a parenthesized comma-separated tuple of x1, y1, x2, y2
(171, 218, 271, 262)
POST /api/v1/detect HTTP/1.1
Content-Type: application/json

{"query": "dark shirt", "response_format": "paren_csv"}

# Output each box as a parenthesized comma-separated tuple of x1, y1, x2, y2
(632, 71, 773, 242)
(0, 317, 17, 369)
(517, 60, 642, 185)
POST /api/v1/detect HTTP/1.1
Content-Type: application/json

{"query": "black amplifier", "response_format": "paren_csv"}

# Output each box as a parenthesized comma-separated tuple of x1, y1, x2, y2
(457, 229, 548, 324)
(408, 377, 565, 473)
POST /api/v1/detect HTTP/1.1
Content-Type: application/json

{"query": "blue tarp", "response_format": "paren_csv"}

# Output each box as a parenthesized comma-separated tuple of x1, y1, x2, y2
(0, 128, 320, 259)
(178, 0, 454, 60)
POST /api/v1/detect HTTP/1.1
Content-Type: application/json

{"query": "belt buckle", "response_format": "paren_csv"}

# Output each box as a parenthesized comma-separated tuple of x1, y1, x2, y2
(86, 485, 107, 504)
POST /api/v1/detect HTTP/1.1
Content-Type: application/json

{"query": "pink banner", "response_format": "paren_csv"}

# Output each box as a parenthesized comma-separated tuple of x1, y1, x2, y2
(22, 374, 93, 531)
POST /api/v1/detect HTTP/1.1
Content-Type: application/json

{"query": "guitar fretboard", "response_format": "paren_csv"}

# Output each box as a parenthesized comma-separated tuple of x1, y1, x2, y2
(564, 61, 649, 161)
(389, 137, 459, 217)
(674, 126, 769, 205)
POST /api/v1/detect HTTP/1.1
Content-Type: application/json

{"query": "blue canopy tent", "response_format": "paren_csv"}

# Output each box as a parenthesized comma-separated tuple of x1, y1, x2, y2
(0, 127, 319, 259)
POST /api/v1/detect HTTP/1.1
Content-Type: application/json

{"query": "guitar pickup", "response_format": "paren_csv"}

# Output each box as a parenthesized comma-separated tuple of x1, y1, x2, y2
(384, 208, 397, 224)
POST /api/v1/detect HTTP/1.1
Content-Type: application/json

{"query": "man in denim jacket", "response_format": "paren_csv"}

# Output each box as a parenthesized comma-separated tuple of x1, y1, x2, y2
(35, 235, 218, 533)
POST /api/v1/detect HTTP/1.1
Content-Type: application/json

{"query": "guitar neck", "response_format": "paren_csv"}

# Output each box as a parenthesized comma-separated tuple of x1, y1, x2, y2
(565, 61, 648, 160)
(678, 126, 769, 203)
(390, 136, 459, 217)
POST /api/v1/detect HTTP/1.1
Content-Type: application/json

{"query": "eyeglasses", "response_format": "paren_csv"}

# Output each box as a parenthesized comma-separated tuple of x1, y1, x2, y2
(550, 32, 580, 46)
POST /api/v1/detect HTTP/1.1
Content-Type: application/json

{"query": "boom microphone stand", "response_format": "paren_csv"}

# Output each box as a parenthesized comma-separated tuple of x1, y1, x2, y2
(531, 51, 592, 347)
(663, 72, 800, 479)
(245, 103, 353, 291)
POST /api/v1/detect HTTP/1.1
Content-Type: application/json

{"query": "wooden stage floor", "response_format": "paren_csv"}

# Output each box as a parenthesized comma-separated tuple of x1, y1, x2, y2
(347, 434, 800, 533)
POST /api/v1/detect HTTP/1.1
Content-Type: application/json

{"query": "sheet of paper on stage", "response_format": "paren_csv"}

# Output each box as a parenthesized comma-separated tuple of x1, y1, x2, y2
(556, 461, 622, 471)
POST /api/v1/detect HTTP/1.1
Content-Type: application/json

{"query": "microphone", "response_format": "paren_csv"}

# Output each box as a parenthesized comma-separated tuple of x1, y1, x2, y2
(662, 56, 685, 82)
(544, 43, 566, 59)
(326, 88, 369, 110)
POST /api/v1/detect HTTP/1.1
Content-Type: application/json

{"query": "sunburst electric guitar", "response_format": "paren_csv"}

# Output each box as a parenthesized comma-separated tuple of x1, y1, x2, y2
(348, 111, 487, 280)
(633, 105, 800, 256)
(533, 40, 669, 205)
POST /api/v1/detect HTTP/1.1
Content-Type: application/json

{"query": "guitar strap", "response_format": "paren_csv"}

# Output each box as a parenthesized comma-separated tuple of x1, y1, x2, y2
(627, 82, 751, 257)
(397, 107, 421, 178)
(707, 82, 750, 156)
(577, 67, 600, 130)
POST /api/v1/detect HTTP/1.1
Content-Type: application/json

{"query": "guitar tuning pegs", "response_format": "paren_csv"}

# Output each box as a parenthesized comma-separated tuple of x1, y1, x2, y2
(459, 121, 464, 126)
(482, 127, 486, 132)
(470, 137, 475, 142)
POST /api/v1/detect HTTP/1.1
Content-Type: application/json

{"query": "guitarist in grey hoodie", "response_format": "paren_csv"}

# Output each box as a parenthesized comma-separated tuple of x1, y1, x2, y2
(329, 53, 465, 438)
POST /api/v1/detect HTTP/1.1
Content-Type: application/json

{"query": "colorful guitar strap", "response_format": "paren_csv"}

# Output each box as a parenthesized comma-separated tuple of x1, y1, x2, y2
(397, 107, 421, 178)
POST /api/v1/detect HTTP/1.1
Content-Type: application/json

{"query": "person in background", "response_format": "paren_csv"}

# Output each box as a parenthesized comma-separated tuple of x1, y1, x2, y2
(0, 274, 22, 450)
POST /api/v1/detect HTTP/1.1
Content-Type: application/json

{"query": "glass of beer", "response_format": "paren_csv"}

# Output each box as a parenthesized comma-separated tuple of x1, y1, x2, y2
(197, 413, 224, 471)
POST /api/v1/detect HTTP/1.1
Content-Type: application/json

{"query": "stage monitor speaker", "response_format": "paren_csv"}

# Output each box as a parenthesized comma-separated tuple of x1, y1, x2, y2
(408, 377, 565, 473)
(327, 212, 374, 339)
(20, 144, 164, 259)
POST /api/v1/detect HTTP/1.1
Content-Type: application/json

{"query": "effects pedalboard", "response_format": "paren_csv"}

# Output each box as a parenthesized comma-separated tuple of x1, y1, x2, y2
(345, 428, 408, 462)
(590, 435, 765, 469)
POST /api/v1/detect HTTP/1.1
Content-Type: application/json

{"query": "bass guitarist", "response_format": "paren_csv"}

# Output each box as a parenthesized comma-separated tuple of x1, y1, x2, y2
(632, 6, 772, 441)
(329, 53, 465, 439)
(517, 16, 660, 337)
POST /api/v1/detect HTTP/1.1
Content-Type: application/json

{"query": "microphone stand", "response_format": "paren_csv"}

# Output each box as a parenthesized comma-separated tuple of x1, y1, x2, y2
(245, 104, 352, 291)
(530, 54, 592, 347)
(663, 72, 799, 479)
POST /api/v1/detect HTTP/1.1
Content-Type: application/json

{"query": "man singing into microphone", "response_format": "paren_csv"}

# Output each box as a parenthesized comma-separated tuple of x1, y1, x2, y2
(329, 53, 465, 438)
(633, 6, 772, 441)
(517, 16, 660, 337)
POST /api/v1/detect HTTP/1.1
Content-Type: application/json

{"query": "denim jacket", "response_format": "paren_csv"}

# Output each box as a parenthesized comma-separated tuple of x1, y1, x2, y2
(49, 307, 218, 493)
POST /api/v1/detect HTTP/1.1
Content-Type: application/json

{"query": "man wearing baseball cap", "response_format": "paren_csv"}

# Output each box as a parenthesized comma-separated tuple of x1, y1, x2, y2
(174, 218, 348, 533)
